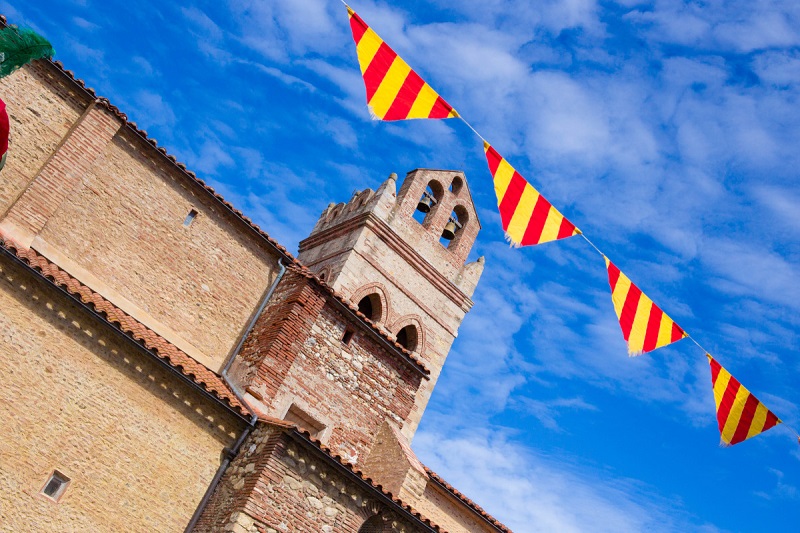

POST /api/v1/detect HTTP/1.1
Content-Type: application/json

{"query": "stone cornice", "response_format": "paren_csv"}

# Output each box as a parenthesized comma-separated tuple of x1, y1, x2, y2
(299, 212, 474, 313)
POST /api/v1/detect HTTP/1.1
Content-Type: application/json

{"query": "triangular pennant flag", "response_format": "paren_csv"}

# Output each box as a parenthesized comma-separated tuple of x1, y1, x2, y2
(483, 142, 580, 246)
(707, 355, 781, 446)
(346, 5, 458, 121)
(604, 257, 686, 355)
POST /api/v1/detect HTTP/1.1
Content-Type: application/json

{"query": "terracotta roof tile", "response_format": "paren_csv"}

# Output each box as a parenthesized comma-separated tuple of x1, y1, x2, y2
(0, 236, 249, 418)
(423, 467, 512, 532)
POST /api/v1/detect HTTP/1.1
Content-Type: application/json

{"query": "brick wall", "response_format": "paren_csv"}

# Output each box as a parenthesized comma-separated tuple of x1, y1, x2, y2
(0, 254, 245, 532)
(0, 62, 87, 218)
(193, 423, 423, 533)
(298, 172, 484, 439)
(0, 59, 283, 371)
(35, 127, 282, 369)
(230, 270, 423, 465)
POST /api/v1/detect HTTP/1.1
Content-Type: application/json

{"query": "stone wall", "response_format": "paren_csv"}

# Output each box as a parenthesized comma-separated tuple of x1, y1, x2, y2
(230, 270, 423, 465)
(0, 254, 245, 532)
(193, 423, 423, 533)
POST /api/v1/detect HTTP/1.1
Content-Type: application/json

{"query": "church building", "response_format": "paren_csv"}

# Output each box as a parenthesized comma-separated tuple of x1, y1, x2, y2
(0, 28, 511, 532)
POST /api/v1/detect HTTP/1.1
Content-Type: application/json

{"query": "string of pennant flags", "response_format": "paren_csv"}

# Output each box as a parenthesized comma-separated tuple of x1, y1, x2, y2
(342, 3, 800, 448)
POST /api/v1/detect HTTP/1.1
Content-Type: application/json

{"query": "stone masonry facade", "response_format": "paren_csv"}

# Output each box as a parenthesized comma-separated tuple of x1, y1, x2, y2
(0, 50, 511, 533)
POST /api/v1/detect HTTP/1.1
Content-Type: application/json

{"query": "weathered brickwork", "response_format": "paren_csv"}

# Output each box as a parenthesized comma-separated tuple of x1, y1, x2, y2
(0, 255, 244, 532)
(0, 62, 87, 218)
(194, 424, 423, 533)
(2, 102, 121, 244)
(231, 270, 423, 465)
(298, 172, 484, 437)
(33, 127, 282, 370)
(392, 169, 481, 276)
(362, 422, 428, 501)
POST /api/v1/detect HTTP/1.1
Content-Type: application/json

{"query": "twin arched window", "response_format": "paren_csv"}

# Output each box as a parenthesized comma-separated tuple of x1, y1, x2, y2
(354, 292, 421, 354)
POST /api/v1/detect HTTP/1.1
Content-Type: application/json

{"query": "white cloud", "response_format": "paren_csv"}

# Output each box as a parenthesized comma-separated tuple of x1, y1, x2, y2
(132, 90, 177, 128)
(226, 0, 347, 62)
(700, 238, 800, 310)
(414, 426, 722, 532)
(513, 395, 598, 431)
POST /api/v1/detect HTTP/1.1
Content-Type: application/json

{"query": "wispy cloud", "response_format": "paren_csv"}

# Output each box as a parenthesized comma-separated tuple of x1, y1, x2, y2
(414, 425, 723, 533)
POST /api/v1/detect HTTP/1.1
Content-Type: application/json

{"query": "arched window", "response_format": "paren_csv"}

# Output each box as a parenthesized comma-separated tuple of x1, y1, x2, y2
(449, 175, 463, 194)
(440, 204, 469, 249)
(413, 180, 444, 225)
(358, 514, 387, 533)
(357, 293, 383, 322)
(396, 324, 418, 352)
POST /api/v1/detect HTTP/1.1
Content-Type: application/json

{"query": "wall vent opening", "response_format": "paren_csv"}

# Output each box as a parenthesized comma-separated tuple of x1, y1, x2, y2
(41, 470, 70, 501)
(183, 208, 198, 226)
(342, 328, 354, 345)
(283, 404, 326, 438)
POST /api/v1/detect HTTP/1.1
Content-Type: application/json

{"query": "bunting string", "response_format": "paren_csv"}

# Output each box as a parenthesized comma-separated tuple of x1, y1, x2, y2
(346, 5, 458, 121)
(341, 2, 795, 448)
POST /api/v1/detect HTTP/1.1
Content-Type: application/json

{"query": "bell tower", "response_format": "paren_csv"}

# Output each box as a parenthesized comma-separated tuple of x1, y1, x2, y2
(298, 169, 484, 438)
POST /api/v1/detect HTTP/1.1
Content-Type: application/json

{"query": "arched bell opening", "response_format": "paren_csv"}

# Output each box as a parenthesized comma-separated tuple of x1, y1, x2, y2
(445, 204, 469, 249)
(395, 324, 419, 352)
(439, 204, 468, 248)
(449, 175, 464, 194)
(357, 293, 383, 323)
(413, 179, 444, 225)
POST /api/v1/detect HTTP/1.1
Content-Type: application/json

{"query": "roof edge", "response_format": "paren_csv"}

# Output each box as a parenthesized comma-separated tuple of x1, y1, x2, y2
(0, 235, 250, 420)
(256, 415, 443, 532)
(423, 466, 512, 533)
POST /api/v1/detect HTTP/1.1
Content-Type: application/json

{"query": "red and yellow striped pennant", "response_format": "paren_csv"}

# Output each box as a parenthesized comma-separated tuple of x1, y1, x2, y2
(708, 355, 781, 446)
(484, 142, 580, 246)
(346, 6, 458, 121)
(605, 257, 686, 355)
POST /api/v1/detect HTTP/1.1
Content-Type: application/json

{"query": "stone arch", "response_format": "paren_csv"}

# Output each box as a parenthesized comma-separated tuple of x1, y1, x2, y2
(350, 283, 390, 325)
(418, 179, 445, 228)
(449, 174, 464, 195)
(356, 189, 374, 208)
(327, 202, 345, 222)
(358, 513, 389, 533)
(388, 315, 425, 355)
(446, 203, 470, 249)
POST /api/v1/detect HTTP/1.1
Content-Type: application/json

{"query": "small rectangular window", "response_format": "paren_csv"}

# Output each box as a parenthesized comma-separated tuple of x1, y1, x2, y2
(183, 209, 198, 226)
(342, 328, 354, 345)
(41, 470, 70, 501)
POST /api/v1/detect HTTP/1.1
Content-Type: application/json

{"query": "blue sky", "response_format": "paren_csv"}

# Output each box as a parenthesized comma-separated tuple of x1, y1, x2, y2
(9, 0, 800, 530)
